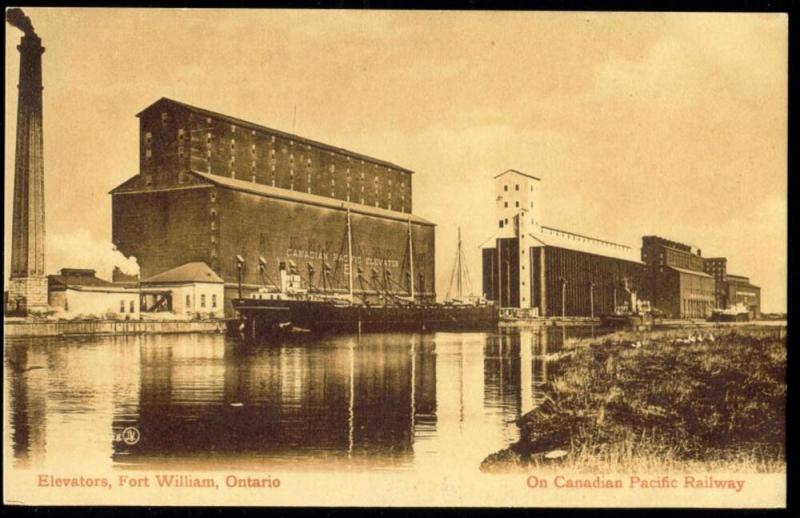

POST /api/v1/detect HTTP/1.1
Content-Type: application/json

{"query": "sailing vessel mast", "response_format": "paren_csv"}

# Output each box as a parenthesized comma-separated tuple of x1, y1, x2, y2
(456, 227, 463, 300)
(446, 226, 474, 302)
(347, 208, 354, 302)
(408, 219, 415, 302)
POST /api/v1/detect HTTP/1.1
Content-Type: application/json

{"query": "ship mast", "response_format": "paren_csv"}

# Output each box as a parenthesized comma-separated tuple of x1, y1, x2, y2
(408, 219, 415, 302)
(446, 226, 474, 302)
(347, 208, 354, 302)
(457, 227, 463, 300)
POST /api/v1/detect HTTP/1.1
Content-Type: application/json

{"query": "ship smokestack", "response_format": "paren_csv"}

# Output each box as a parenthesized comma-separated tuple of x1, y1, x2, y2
(6, 8, 47, 314)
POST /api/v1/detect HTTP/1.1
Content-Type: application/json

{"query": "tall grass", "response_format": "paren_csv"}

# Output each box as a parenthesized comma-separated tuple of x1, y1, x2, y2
(481, 326, 786, 474)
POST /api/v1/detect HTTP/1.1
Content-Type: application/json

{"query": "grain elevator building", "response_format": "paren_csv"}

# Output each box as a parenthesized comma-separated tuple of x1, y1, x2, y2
(111, 98, 435, 316)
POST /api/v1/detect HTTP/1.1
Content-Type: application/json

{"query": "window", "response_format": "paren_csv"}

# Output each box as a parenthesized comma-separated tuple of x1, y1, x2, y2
(161, 112, 168, 124)
(515, 201, 519, 207)
(145, 132, 152, 144)
(499, 220, 504, 228)
(515, 184, 519, 191)
(186, 294, 191, 308)
(504, 185, 508, 191)
(504, 218, 508, 224)
(201, 294, 206, 308)
(130, 300, 135, 313)
(120, 300, 125, 313)
(504, 202, 508, 208)
(212, 294, 217, 308)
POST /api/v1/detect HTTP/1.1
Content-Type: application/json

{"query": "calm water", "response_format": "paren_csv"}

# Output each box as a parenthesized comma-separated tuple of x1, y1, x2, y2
(5, 326, 607, 473)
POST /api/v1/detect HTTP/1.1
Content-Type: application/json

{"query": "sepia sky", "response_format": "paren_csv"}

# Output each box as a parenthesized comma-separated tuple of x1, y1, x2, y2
(4, 9, 787, 312)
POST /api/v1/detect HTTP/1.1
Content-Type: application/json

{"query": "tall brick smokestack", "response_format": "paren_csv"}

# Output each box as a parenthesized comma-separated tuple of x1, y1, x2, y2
(6, 8, 47, 314)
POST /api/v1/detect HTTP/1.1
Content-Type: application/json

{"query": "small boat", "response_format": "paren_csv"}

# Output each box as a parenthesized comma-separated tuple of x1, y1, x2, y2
(600, 312, 658, 328)
(599, 284, 661, 328)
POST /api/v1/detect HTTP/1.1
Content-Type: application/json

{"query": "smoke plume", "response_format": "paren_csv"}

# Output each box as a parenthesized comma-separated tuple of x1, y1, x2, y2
(48, 229, 140, 281)
(6, 8, 36, 36)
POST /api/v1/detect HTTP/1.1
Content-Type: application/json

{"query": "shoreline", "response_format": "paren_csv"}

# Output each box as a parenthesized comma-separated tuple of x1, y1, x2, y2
(480, 325, 787, 474)
(3, 318, 227, 338)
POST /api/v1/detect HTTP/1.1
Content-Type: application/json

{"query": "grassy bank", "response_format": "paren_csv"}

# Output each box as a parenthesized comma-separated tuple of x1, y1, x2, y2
(481, 326, 786, 474)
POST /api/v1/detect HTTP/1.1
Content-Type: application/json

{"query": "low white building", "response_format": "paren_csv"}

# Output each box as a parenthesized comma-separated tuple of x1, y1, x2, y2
(48, 268, 139, 318)
(141, 262, 224, 318)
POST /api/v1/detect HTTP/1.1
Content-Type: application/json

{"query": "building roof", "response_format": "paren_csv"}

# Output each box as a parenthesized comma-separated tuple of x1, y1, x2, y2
(142, 262, 225, 285)
(189, 171, 435, 226)
(668, 266, 713, 279)
(48, 269, 115, 289)
(527, 226, 642, 263)
(642, 235, 693, 253)
(494, 169, 541, 181)
(137, 98, 413, 174)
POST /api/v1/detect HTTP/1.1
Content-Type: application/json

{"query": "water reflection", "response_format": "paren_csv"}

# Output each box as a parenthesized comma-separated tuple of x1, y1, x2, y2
(4, 325, 608, 472)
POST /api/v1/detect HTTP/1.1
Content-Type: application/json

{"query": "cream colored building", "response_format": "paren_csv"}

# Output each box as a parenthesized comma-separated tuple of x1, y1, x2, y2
(47, 268, 139, 318)
(141, 262, 224, 318)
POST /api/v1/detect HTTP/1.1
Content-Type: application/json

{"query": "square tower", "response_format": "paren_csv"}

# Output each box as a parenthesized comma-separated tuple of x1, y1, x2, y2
(493, 170, 542, 309)
(494, 169, 542, 237)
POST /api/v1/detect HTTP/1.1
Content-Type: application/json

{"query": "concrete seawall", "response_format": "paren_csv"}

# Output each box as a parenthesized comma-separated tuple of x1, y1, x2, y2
(4, 319, 227, 338)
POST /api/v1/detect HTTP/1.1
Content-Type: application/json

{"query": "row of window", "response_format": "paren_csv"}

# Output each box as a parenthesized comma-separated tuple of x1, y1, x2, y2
(120, 300, 136, 313)
(503, 201, 534, 209)
(185, 293, 218, 309)
(503, 184, 535, 192)
(147, 128, 407, 187)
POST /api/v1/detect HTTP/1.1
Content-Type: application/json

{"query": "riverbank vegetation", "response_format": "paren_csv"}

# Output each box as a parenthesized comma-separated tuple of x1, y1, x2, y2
(481, 326, 786, 473)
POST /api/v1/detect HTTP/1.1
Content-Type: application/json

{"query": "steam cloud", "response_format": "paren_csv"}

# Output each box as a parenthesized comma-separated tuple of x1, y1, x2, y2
(48, 229, 140, 281)
(6, 8, 36, 36)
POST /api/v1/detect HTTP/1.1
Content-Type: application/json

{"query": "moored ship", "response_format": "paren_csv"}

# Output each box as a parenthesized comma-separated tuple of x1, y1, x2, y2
(708, 303, 750, 322)
(233, 211, 498, 340)
(599, 281, 661, 328)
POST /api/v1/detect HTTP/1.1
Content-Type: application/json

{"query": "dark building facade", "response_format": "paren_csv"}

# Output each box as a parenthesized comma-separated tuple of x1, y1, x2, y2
(111, 99, 435, 316)
(136, 98, 413, 213)
(641, 236, 715, 318)
(702, 256, 728, 308)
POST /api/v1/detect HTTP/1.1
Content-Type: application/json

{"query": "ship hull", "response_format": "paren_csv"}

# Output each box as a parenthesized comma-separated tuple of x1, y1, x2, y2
(708, 312, 750, 322)
(232, 298, 498, 339)
(599, 313, 660, 328)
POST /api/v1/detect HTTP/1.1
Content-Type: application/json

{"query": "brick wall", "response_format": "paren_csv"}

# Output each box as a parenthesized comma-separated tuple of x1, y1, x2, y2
(112, 186, 213, 280)
(139, 100, 413, 214)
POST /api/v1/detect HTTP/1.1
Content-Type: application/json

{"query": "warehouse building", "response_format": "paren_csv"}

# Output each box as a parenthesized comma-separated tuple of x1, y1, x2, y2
(481, 170, 645, 317)
(725, 274, 761, 319)
(641, 236, 715, 318)
(47, 268, 139, 318)
(702, 256, 728, 309)
(111, 98, 435, 316)
(140, 262, 225, 318)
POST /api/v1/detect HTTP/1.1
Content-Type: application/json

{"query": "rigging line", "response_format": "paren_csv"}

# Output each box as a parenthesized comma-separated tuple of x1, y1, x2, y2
(331, 220, 349, 290)
(446, 245, 461, 300)
(461, 247, 474, 296)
